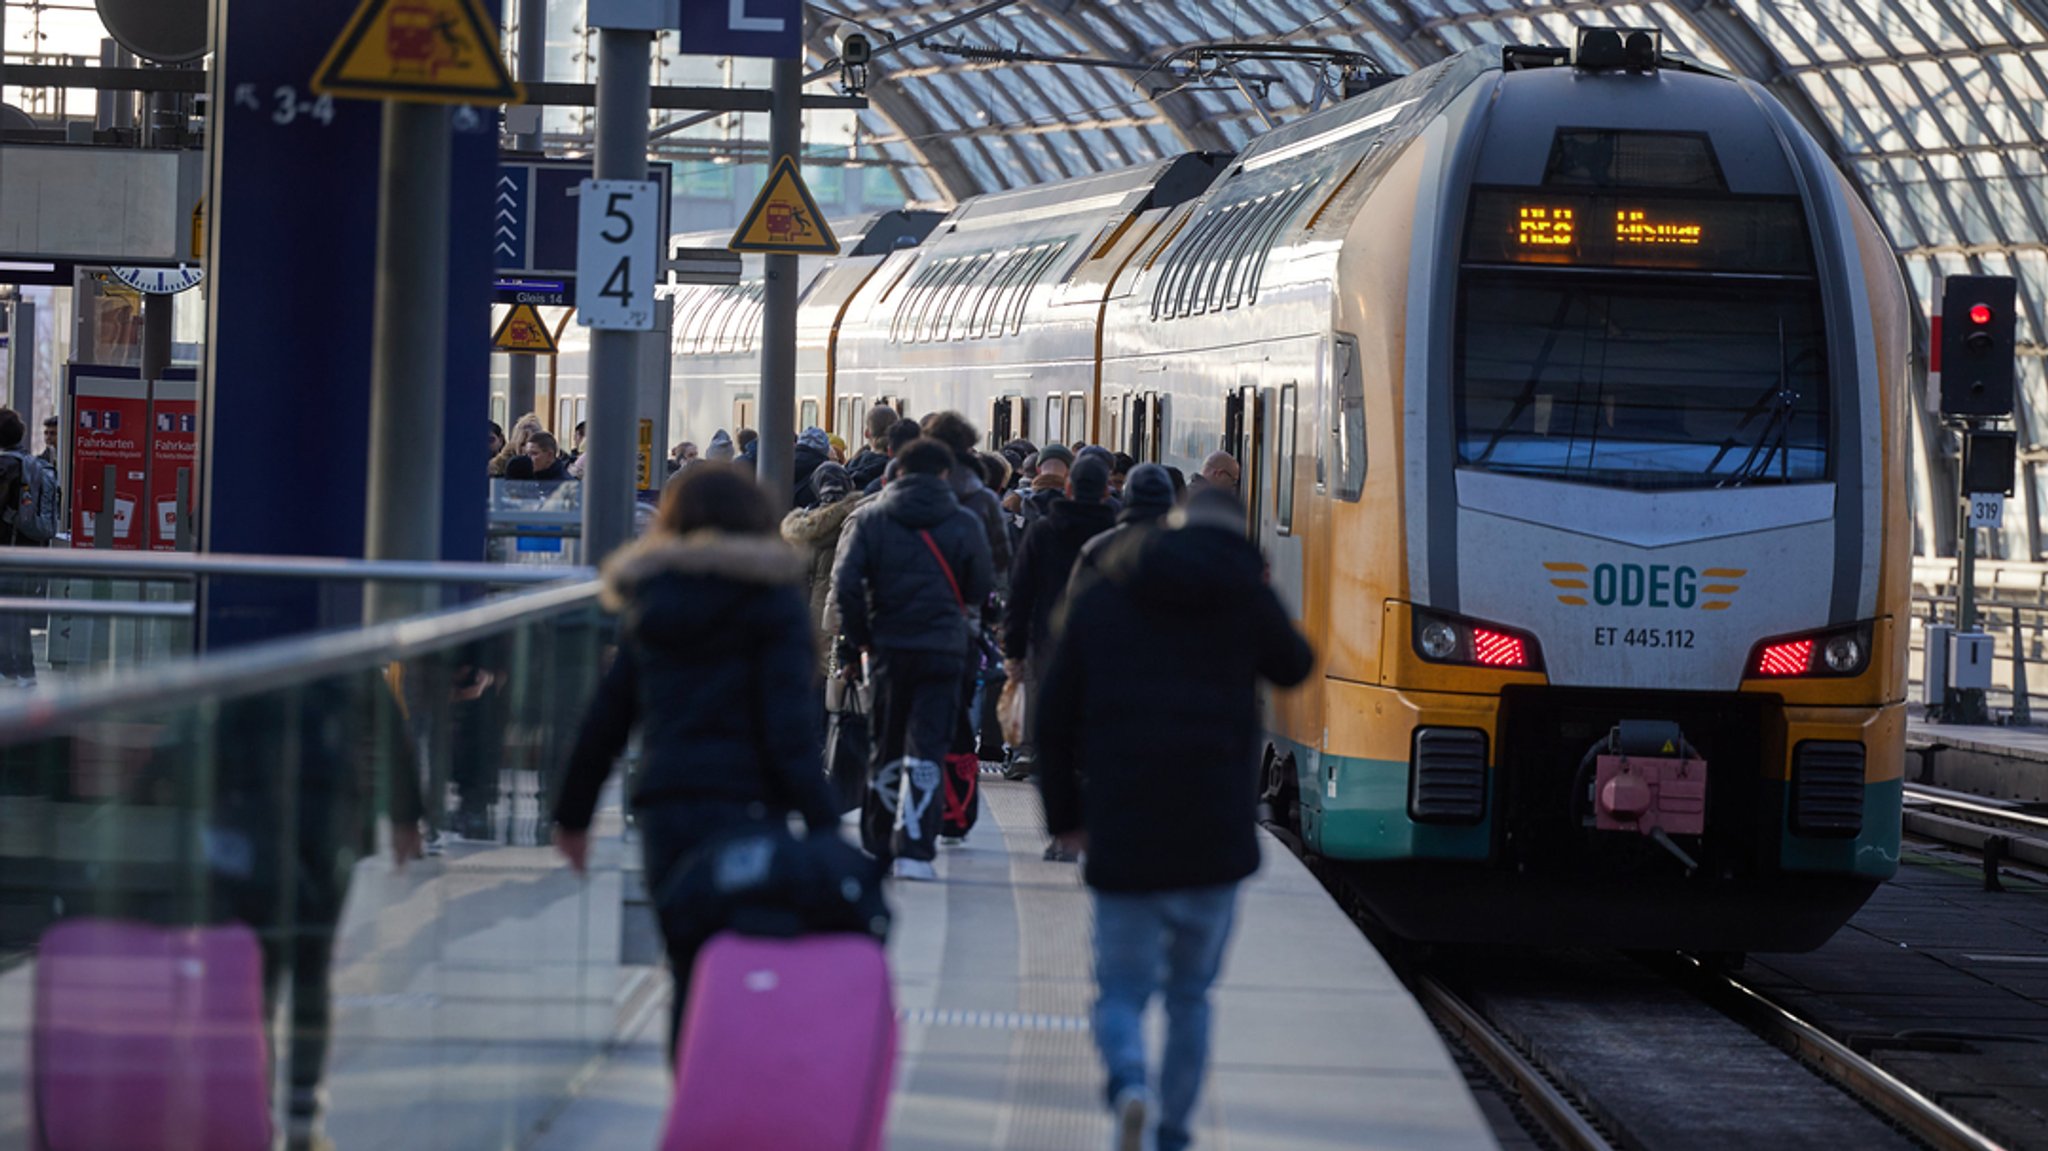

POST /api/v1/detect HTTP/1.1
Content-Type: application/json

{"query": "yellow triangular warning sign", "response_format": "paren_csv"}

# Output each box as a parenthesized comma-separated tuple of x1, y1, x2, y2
(312, 0, 524, 106)
(729, 156, 840, 255)
(1661, 740, 1676, 754)
(493, 302, 557, 354)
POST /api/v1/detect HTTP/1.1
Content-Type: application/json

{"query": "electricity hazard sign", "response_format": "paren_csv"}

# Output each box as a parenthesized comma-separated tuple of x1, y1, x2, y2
(492, 302, 557, 354)
(313, 0, 523, 105)
(729, 156, 840, 255)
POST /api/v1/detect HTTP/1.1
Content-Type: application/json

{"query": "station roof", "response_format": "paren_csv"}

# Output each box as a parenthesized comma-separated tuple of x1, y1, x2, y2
(809, 0, 2048, 554)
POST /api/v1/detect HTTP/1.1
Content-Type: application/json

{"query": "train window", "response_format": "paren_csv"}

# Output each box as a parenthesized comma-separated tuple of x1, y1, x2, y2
(1128, 394, 1148, 460)
(962, 250, 1006, 339)
(1225, 389, 1246, 459)
(1148, 392, 1166, 464)
(1005, 242, 1068, 336)
(1154, 207, 1229, 322)
(556, 398, 574, 436)
(491, 394, 507, 432)
(1454, 275, 1828, 489)
(1190, 200, 1254, 315)
(1243, 185, 1315, 306)
(891, 260, 941, 343)
(1334, 335, 1365, 501)
(1045, 391, 1064, 445)
(1277, 383, 1299, 535)
(1066, 394, 1087, 444)
(800, 400, 821, 430)
(935, 252, 994, 341)
(733, 397, 756, 433)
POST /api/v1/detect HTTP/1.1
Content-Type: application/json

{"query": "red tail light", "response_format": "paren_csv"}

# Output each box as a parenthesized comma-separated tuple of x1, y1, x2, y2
(1472, 628, 1529, 668)
(1754, 639, 1813, 677)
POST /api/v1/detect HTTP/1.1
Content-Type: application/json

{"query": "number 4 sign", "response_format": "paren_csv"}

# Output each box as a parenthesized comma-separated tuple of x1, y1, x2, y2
(576, 179, 660, 330)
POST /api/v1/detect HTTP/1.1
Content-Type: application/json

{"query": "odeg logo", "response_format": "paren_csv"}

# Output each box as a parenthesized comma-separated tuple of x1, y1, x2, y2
(1545, 562, 1745, 612)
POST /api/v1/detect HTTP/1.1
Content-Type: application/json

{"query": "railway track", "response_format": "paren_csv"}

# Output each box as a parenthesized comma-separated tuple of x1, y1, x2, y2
(1270, 823, 2011, 1151)
(1902, 783, 2048, 878)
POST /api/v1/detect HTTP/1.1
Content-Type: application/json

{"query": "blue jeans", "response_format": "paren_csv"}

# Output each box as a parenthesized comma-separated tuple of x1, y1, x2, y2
(1091, 884, 1240, 1151)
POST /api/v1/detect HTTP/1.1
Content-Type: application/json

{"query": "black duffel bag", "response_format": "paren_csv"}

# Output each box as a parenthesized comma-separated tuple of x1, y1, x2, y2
(656, 821, 891, 946)
(824, 685, 871, 816)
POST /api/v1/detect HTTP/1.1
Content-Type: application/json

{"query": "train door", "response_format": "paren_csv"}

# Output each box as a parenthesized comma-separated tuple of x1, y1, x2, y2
(1145, 391, 1165, 463)
(1127, 393, 1148, 461)
(1242, 385, 1268, 542)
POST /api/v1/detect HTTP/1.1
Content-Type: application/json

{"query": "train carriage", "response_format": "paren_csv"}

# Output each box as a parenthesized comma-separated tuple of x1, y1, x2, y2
(535, 32, 1909, 951)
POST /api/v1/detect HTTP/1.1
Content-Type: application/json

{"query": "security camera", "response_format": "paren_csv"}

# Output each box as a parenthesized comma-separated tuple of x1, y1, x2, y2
(835, 24, 872, 67)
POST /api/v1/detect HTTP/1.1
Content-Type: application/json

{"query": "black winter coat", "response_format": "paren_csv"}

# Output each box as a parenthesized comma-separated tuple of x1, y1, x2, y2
(845, 447, 888, 492)
(951, 468, 1012, 600)
(791, 442, 830, 509)
(554, 530, 839, 834)
(1002, 497, 1116, 661)
(1036, 520, 1313, 893)
(830, 473, 993, 656)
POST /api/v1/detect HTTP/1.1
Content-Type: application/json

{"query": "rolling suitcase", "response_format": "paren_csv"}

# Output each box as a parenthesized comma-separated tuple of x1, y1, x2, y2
(32, 919, 271, 1151)
(662, 932, 896, 1151)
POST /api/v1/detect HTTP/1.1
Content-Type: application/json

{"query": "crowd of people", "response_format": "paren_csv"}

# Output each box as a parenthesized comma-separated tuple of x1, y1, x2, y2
(555, 403, 1310, 1151)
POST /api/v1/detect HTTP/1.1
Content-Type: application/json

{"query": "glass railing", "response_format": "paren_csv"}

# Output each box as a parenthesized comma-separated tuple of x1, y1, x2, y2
(0, 579, 631, 1150)
(0, 549, 592, 684)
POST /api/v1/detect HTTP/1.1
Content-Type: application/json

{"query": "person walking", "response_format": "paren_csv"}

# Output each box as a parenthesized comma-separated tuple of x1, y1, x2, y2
(1036, 487, 1313, 1151)
(1070, 462, 1176, 588)
(781, 461, 863, 695)
(845, 404, 898, 490)
(830, 438, 992, 880)
(1000, 455, 1115, 788)
(553, 463, 840, 1047)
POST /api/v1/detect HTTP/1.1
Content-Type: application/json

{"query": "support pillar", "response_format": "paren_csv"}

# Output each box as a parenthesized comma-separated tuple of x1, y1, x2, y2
(583, 28, 651, 564)
(363, 103, 451, 624)
(756, 56, 802, 510)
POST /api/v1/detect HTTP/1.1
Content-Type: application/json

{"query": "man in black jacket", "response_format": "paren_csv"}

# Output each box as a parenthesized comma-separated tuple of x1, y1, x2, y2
(1000, 455, 1116, 784)
(844, 404, 898, 491)
(1037, 488, 1313, 1151)
(831, 438, 993, 880)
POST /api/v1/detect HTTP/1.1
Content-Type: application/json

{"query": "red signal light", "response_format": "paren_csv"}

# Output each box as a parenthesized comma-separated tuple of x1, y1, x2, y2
(1970, 303, 1994, 326)
(1471, 628, 1529, 668)
(1754, 639, 1813, 677)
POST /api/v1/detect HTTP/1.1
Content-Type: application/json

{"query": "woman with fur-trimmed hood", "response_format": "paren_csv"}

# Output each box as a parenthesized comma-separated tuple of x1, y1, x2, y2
(552, 463, 839, 1043)
(780, 461, 864, 681)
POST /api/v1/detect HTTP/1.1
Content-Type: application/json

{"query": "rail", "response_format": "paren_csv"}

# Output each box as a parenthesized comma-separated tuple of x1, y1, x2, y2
(0, 549, 592, 585)
(0, 578, 603, 741)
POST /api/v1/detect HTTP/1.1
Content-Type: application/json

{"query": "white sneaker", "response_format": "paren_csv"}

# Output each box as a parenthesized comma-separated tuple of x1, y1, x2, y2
(1111, 1086, 1148, 1151)
(891, 858, 937, 881)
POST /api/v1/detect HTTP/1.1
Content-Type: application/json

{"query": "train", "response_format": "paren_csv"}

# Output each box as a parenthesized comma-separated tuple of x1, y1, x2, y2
(519, 30, 1910, 952)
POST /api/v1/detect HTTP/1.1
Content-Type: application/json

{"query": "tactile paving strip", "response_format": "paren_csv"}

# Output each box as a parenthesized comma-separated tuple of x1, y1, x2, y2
(981, 782, 1106, 1151)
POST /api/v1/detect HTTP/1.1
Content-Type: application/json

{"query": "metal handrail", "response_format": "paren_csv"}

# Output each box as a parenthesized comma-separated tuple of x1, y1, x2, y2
(0, 597, 192, 619)
(0, 579, 605, 742)
(0, 549, 594, 585)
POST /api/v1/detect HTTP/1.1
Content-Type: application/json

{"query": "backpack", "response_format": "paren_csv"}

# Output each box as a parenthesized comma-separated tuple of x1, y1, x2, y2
(0, 450, 57, 543)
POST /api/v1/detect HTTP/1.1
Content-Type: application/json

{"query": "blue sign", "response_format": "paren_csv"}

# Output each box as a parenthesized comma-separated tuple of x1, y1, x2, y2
(679, 0, 801, 59)
(494, 158, 671, 279)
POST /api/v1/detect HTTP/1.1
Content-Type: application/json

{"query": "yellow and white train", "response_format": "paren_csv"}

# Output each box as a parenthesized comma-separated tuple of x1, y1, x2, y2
(537, 34, 1911, 950)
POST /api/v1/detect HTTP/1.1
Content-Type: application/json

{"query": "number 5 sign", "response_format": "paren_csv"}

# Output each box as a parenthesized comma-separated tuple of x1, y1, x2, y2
(576, 179, 661, 330)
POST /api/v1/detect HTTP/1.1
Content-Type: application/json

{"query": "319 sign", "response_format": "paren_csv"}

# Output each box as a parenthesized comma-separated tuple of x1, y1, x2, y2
(575, 179, 660, 330)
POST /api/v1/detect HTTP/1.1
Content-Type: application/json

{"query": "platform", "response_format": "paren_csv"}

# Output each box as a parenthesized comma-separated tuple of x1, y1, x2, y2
(534, 779, 1499, 1150)
(1907, 719, 2048, 802)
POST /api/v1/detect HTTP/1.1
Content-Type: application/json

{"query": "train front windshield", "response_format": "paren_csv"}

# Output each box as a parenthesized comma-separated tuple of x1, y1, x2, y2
(1453, 187, 1828, 491)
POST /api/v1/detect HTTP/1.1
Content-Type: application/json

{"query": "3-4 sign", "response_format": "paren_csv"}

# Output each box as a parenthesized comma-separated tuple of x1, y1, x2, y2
(576, 179, 660, 330)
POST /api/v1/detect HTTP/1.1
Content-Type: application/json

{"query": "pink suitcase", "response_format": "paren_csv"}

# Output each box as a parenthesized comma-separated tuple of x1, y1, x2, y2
(662, 933, 896, 1151)
(32, 920, 272, 1151)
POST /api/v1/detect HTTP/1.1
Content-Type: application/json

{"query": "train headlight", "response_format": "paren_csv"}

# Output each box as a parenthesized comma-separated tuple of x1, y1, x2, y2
(1420, 621, 1460, 660)
(1412, 609, 1543, 671)
(1822, 634, 1865, 674)
(1747, 622, 1873, 679)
